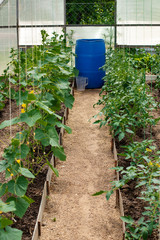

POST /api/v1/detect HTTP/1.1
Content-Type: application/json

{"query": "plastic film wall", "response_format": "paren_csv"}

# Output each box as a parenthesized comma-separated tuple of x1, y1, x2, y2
(0, 0, 65, 74)
(0, 0, 17, 75)
(117, 0, 160, 46)
(1, 0, 160, 75)
(19, 0, 64, 46)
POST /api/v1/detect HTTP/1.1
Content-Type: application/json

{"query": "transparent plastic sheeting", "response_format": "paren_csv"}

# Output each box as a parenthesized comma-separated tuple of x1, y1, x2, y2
(0, 28, 17, 75)
(66, 27, 114, 46)
(19, 27, 63, 46)
(117, 26, 160, 46)
(117, 0, 160, 24)
(0, 0, 16, 26)
(19, 0, 64, 26)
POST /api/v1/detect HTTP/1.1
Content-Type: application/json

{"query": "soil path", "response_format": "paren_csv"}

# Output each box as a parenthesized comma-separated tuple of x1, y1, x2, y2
(40, 89, 122, 240)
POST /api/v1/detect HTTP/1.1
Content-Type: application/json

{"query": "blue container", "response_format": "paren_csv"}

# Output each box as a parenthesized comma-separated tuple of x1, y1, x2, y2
(75, 39, 105, 89)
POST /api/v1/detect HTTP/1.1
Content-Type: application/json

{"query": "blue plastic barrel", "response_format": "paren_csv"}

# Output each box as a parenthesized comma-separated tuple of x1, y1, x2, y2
(75, 39, 105, 89)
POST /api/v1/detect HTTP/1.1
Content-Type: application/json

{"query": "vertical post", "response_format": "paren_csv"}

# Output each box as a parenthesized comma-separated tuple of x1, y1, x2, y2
(114, 0, 117, 49)
(63, 0, 67, 36)
(16, 0, 19, 50)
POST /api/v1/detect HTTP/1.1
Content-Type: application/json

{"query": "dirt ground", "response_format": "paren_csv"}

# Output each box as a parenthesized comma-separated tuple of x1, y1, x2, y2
(40, 89, 123, 240)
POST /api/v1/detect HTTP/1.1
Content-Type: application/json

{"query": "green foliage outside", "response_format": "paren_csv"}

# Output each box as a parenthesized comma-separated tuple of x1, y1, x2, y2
(66, 0, 115, 25)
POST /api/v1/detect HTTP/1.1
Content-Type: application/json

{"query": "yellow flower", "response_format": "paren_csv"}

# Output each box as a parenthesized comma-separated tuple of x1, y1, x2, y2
(138, 88, 141, 91)
(27, 141, 29, 145)
(0, 211, 3, 214)
(156, 163, 160, 168)
(33, 149, 35, 153)
(19, 132, 22, 134)
(11, 173, 14, 177)
(22, 103, 26, 108)
(29, 90, 34, 94)
(46, 50, 49, 53)
(146, 148, 152, 152)
(148, 161, 153, 166)
(7, 168, 10, 172)
(16, 159, 21, 164)
(21, 108, 25, 113)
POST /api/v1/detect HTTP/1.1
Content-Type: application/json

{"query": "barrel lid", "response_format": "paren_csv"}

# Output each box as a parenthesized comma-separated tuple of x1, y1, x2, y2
(76, 39, 104, 42)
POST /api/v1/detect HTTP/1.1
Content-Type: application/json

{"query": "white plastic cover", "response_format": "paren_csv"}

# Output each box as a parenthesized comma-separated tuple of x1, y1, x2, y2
(19, 27, 64, 46)
(19, 0, 64, 26)
(117, 26, 160, 46)
(117, 0, 160, 24)
(0, 0, 16, 26)
(0, 28, 17, 75)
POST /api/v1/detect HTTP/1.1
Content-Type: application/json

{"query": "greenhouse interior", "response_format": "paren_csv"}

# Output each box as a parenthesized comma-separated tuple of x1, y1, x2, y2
(0, 0, 160, 240)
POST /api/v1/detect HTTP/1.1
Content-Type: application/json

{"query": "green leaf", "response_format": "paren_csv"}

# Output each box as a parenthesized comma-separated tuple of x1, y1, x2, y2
(16, 144, 30, 159)
(106, 190, 114, 200)
(137, 217, 144, 225)
(18, 168, 35, 179)
(135, 181, 147, 188)
(130, 233, 139, 239)
(92, 190, 107, 196)
(35, 101, 62, 120)
(152, 178, 160, 185)
(34, 128, 50, 147)
(3, 152, 16, 164)
(0, 226, 22, 240)
(56, 122, 72, 134)
(20, 109, 42, 127)
(0, 184, 6, 198)
(52, 146, 66, 161)
(120, 216, 134, 224)
(56, 80, 70, 90)
(27, 93, 36, 101)
(47, 127, 59, 147)
(9, 78, 16, 84)
(118, 132, 125, 141)
(142, 227, 148, 240)
(46, 160, 59, 177)
(22, 195, 34, 204)
(64, 94, 74, 109)
(126, 128, 134, 134)
(7, 197, 29, 219)
(14, 90, 28, 105)
(58, 66, 71, 75)
(8, 176, 28, 197)
(148, 222, 154, 235)
(0, 200, 16, 213)
(0, 117, 19, 130)
(0, 102, 5, 110)
(0, 161, 8, 172)
(0, 218, 13, 229)
(110, 166, 123, 172)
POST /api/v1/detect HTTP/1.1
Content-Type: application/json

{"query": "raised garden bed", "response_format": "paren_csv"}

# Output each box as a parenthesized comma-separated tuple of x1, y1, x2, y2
(111, 82, 160, 240)
(8, 80, 74, 240)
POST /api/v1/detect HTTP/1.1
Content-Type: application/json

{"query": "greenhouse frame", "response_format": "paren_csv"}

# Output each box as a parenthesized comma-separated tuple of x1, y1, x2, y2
(0, 0, 160, 74)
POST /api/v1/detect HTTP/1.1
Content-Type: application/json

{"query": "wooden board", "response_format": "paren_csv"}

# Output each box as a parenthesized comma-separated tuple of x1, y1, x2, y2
(113, 138, 126, 239)
(32, 182, 47, 240)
